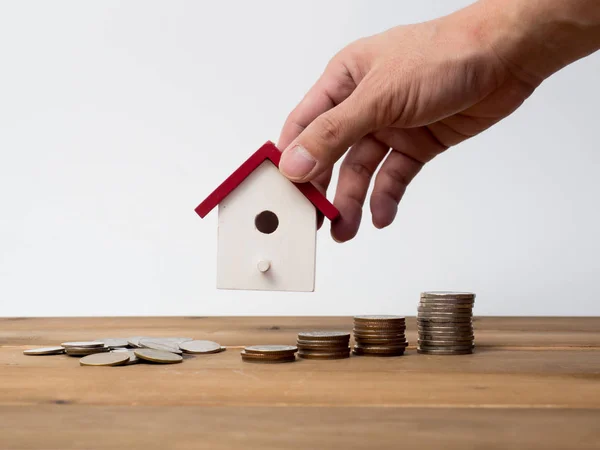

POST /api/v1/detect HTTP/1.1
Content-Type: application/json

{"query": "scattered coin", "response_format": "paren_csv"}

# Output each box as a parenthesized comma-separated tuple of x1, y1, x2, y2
(134, 348, 183, 364)
(65, 346, 110, 357)
(61, 341, 104, 348)
(138, 338, 182, 354)
(80, 352, 130, 367)
(127, 337, 146, 348)
(96, 338, 129, 349)
(179, 340, 222, 354)
(111, 349, 140, 365)
(23, 346, 65, 356)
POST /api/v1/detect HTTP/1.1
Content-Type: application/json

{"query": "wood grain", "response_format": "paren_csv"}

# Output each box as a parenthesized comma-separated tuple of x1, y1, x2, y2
(1, 317, 599, 449)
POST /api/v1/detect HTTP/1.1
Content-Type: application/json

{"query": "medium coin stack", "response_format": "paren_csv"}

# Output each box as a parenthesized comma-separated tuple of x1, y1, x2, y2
(417, 291, 475, 355)
(296, 331, 351, 360)
(353, 315, 408, 356)
(241, 345, 298, 364)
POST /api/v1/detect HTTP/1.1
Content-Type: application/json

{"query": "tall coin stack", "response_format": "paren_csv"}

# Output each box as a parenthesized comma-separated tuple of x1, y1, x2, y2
(417, 291, 475, 355)
(297, 331, 351, 360)
(353, 315, 407, 356)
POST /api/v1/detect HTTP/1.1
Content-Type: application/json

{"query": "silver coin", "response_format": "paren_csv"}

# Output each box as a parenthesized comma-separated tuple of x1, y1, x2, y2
(354, 315, 405, 321)
(80, 352, 130, 367)
(61, 341, 104, 348)
(420, 291, 475, 299)
(297, 331, 351, 340)
(162, 337, 194, 346)
(138, 338, 182, 354)
(96, 338, 130, 349)
(417, 317, 473, 324)
(23, 346, 65, 356)
(127, 337, 146, 348)
(179, 340, 222, 354)
(417, 348, 473, 355)
(134, 348, 183, 364)
(244, 345, 297, 355)
(65, 346, 110, 356)
(111, 349, 139, 365)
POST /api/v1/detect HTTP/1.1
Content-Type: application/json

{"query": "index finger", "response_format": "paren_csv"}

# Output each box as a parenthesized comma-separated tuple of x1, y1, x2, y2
(278, 61, 356, 150)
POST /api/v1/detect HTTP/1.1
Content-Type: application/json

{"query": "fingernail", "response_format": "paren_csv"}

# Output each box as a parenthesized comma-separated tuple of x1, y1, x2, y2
(279, 145, 316, 179)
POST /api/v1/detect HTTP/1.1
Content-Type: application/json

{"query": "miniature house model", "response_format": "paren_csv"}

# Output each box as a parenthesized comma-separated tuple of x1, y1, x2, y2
(195, 141, 339, 292)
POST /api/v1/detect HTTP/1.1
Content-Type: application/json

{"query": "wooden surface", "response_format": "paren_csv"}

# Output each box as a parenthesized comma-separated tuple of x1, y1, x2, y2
(1, 316, 599, 449)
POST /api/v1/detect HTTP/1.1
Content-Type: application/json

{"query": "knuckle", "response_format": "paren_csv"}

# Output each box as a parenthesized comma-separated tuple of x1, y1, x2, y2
(347, 161, 375, 180)
(314, 113, 343, 145)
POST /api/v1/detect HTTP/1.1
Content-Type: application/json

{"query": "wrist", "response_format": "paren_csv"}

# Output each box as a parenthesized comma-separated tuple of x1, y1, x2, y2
(467, 0, 600, 83)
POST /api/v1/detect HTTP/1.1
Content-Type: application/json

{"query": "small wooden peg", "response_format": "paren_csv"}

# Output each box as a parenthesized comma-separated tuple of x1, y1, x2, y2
(257, 260, 271, 273)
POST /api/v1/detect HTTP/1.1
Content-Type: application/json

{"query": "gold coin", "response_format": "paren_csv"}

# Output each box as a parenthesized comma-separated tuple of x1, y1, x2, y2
(80, 352, 130, 366)
(134, 348, 183, 364)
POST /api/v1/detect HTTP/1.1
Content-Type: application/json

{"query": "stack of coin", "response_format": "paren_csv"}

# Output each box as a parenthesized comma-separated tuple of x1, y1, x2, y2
(417, 291, 475, 355)
(353, 316, 408, 356)
(296, 331, 351, 360)
(61, 341, 109, 357)
(241, 345, 297, 364)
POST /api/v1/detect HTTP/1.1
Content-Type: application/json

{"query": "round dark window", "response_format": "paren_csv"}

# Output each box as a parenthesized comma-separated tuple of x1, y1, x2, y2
(255, 210, 279, 234)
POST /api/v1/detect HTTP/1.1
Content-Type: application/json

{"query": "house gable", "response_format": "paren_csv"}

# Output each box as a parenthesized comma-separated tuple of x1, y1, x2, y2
(195, 141, 339, 221)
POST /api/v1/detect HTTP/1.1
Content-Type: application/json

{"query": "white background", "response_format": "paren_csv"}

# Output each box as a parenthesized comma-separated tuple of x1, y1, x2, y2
(1, 1, 599, 317)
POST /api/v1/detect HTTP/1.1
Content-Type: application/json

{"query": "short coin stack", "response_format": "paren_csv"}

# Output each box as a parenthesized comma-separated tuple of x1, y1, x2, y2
(417, 291, 475, 355)
(241, 345, 298, 364)
(353, 315, 408, 356)
(296, 331, 351, 360)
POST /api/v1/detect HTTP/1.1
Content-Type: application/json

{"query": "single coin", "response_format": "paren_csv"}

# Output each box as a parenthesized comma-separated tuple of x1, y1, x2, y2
(417, 317, 472, 324)
(419, 333, 474, 341)
(23, 346, 65, 356)
(354, 343, 408, 351)
(61, 341, 104, 348)
(111, 349, 139, 365)
(138, 338, 182, 354)
(354, 315, 405, 321)
(241, 354, 296, 364)
(297, 331, 351, 341)
(297, 338, 350, 346)
(354, 330, 406, 337)
(239, 350, 296, 360)
(352, 347, 405, 357)
(417, 348, 473, 355)
(420, 291, 475, 299)
(134, 348, 183, 364)
(418, 309, 473, 316)
(297, 345, 350, 354)
(418, 343, 474, 351)
(127, 337, 146, 348)
(65, 346, 110, 356)
(417, 339, 473, 347)
(244, 345, 298, 355)
(297, 351, 350, 360)
(179, 340, 222, 354)
(354, 337, 407, 345)
(80, 352, 130, 366)
(96, 338, 130, 349)
(162, 337, 194, 345)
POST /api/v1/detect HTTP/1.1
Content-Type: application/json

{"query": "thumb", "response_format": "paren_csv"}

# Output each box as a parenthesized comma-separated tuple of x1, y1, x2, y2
(279, 92, 376, 182)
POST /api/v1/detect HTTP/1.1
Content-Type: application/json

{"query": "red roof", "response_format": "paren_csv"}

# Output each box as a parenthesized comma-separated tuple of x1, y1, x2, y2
(195, 141, 339, 221)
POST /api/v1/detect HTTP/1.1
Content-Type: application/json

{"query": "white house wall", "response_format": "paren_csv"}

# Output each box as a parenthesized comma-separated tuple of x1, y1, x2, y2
(216, 160, 317, 292)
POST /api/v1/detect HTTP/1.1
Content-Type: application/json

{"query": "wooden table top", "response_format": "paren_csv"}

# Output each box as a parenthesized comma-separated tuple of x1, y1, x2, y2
(1, 316, 599, 449)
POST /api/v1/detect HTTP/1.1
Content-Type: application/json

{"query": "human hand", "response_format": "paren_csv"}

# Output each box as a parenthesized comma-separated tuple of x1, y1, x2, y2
(277, 0, 598, 242)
